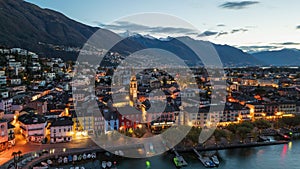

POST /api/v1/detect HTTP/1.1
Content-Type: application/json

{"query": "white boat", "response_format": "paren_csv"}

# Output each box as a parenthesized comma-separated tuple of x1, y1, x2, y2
(102, 161, 107, 168)
(107, 161, 112, 168)
(211, 155, 220, 165)
(47, 159, 53, 165)
(41, 162, 48, 167)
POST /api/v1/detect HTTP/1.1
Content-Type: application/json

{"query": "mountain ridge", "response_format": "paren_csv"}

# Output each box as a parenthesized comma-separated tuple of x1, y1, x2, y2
(0, 0, 296, 67)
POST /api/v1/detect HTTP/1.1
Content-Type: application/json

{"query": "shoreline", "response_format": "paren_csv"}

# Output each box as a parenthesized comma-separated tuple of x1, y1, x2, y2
(176, 140, 289, 152)
(2, 140, 289, 169)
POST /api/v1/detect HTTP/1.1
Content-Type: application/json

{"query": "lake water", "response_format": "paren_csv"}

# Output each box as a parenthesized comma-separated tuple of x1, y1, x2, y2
(116, 141, 299, 169)
(50, 140, 300, 169)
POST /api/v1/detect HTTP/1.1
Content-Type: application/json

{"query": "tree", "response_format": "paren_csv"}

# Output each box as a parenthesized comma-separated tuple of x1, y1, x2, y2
(214, 129, 227, 146)
(186, 127, 202, 145)
(226, 123, 238, 133)
(254, 119, 271, 129)
(236, 127, 252, 143)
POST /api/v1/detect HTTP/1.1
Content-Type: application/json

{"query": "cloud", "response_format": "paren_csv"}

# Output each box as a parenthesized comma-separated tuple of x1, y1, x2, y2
(219, 1, 259, 9)
(296, 25, 300, 29)
(198, 31, 219, 37)
(231, 28, 248, 34)
(99, 21, 198, 35)
(216, 32, 228, 37)
(217, 24, 226, 27)
(272, 42, 300, 46)
(238, 45, 279, 53)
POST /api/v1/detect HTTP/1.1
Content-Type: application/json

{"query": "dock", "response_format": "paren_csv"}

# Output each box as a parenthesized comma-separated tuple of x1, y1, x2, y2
(192, 148, 216, 168)
(172, 148, 188, 167)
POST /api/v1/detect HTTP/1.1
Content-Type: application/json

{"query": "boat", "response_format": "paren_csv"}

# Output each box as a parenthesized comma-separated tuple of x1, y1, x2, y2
(107, 161, 112, 168)
(41, 162, 48, 167)
(102, 161, 107, 168)
(173, 156, 187, 168)
(92, 153, 96, 159)
(211, 155, 219, 166)
(47, 159, 53, 165)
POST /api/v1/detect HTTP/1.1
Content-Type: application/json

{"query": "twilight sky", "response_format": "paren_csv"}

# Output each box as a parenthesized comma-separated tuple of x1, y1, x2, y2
(26, 0, 300, 52)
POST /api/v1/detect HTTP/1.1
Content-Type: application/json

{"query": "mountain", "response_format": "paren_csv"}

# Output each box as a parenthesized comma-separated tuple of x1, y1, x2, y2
(126, 35, 263, 66)
(0, 0, 263, 66)
(0, 0, 102, 59)
(253, 49, 300, 66)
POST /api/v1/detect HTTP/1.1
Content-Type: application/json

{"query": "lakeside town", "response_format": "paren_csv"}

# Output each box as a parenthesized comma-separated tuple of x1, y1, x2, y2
(1, 47, 300, 168)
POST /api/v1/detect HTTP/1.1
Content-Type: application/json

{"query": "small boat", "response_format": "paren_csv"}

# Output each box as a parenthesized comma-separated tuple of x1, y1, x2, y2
(83, 154, 87, 160)
(107, 161, 112, 168)
(102, 161, 107, 168)
(41, 162, 48, 167)
(204, 160, 216, 168)
(63, 157, 68, 163)
(91, 153, 96, 159)
(173, 157, 183, 168)
(211, 155, 219, 165)
(118, 150, 124, 156)
(58, 157, 63, 164)
(78, 155, 82, 161)
(73, 155, 78, 161)
(47, 159, 53, 165)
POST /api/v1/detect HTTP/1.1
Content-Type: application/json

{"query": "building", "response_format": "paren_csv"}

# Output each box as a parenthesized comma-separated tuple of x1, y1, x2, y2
(26, 98, 48, 114)
(186, 103, 249, 128)
(0, 98, 13, 112)
(246, 103, 265, 120)
(278, 101, 296, 115)
(0, 76, 7, 86)
(18, 113, 47, 143)
(278, 87, 300, 98)
(10, 78, 22, 86)
(0, 89, 9, 99)
(0, 119, 8, 151)
(129, 75, 138, 106)
(50, 117, 74, 143)
(102, 107, 119, 133)
(7, 123, 15, 147)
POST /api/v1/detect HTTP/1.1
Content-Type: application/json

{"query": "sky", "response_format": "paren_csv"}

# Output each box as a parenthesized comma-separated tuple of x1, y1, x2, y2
(26, 0, 300, 52)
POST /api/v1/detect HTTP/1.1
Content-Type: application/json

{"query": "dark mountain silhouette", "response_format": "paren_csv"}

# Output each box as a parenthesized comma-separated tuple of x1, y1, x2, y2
(253, 49, 300, 66)
(0, 0, 101, 59)
(0, 0, 264, 66)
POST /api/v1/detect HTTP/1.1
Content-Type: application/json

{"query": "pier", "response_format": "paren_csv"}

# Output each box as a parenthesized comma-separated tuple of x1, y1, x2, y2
(192, 148, 216, 168)
(172, 148, 188, 167)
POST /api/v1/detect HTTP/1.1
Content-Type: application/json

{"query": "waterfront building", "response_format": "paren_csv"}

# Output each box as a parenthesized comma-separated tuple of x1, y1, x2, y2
(50, 117, 73, 143)
(18, 113, 47, 143)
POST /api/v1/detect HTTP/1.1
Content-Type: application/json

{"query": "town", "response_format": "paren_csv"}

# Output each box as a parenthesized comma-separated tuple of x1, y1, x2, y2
(1, 47, 300, 168)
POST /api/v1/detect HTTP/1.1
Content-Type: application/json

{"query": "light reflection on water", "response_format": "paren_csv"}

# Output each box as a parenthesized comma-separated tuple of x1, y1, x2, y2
(73, 140, 300, 169)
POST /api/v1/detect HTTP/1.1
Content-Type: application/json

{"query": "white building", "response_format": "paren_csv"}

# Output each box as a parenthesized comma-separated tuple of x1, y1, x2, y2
(50, 117, 73, 143)
(18, 113, 47, 143)
(10, 78, 22, 85)
(0, 76, 7, 86)
(0, 98, 13, 112)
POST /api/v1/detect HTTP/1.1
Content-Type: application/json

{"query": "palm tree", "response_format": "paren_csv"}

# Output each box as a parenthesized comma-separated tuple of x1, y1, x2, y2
(11, 152, 18, 168)
(17, 150, 22, 159)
